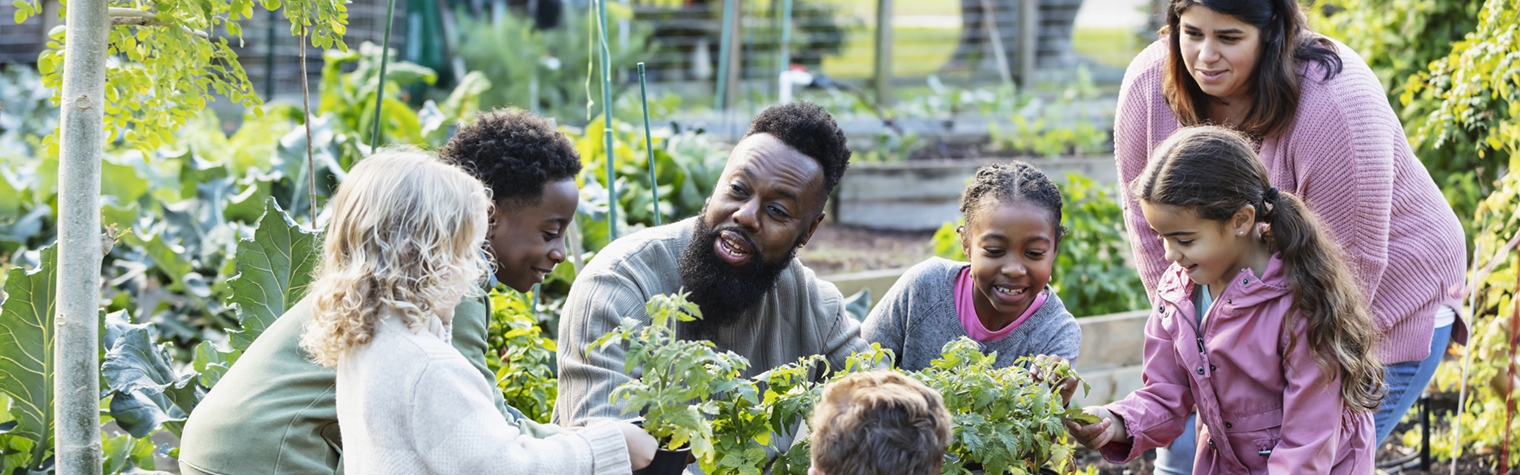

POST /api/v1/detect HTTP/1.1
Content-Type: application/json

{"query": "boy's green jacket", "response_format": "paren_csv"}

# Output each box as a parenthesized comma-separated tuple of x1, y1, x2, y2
(178, 293, 566, 474)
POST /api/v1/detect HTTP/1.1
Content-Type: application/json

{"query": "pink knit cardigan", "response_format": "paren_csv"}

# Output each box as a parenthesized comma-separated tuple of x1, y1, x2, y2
(1115, 40, 1469, 363)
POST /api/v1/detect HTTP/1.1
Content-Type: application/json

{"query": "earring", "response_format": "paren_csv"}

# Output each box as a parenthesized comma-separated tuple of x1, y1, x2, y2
(1238, 231, 1244, 236)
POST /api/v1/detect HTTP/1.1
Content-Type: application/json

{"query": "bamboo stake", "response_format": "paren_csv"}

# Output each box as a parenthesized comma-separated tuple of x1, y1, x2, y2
(54, 0, 107, 471)
(595, 0, 618, 240)
(371, 0, 399, 149)
(1452, 241, 1481, 475)
(637, 62, 661, 226)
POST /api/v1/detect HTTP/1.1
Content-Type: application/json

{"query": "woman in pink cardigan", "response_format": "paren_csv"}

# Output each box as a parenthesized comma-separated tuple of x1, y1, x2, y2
(1113, 0, 1468, 470)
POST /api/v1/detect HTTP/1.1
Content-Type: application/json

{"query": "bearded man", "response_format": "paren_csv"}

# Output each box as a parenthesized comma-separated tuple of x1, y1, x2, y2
(553, 102, 869, 426)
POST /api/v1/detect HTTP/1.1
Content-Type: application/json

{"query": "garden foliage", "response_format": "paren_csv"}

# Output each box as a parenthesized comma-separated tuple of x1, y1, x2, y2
(485, 288, 559, 424)
(932, 174, 1146, 317)
(13, 0, 349, 156)
(595, 291, 1088, 475)
(1370, 0, 1520, 467)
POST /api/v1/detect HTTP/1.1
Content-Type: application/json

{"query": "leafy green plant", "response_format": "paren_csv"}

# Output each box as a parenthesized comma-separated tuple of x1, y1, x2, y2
(485, 287, 559, 424)
(565, 117, 726, 254)
(1416, 167, 1520, 468)
(1392, 2, 1520, 465)
(315, 42, 492, 164)
(13, 0, 348, 156)
(457, 3, 655, 123)
(931, 174, 1146, 317)
(987, 67, 1109, 159)
(591, 292, 751, 459)
(915, 338, 1089, 475)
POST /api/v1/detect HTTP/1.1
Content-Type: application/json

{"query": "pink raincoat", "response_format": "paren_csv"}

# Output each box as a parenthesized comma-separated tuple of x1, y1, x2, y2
(1100, 257, 1374, 474)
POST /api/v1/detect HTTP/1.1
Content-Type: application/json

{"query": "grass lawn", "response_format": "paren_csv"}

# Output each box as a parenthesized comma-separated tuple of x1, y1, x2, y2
(1072, 26, 1147, 69)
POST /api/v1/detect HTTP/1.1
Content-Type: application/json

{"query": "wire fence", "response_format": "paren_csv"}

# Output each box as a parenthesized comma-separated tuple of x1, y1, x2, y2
(1, 0, 1149, 110)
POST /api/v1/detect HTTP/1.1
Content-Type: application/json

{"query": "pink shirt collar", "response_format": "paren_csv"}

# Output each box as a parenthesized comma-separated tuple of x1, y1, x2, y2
(954, 267, 1048, 342)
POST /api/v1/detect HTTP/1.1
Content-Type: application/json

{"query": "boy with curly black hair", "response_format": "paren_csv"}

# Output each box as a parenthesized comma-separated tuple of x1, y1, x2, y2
(440, 108, 583, 292)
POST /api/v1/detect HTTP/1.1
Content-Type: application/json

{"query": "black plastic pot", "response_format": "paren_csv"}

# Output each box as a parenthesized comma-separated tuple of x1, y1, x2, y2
(633, 446, 692, 475)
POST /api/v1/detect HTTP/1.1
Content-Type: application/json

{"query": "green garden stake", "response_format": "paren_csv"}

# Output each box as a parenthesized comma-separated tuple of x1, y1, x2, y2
(371, 0, 399, 150)
(637, 62, 662, 226)
(595, 0, 619, 240)
(714, 0, 736, 112)
(779, 0, 793, 79)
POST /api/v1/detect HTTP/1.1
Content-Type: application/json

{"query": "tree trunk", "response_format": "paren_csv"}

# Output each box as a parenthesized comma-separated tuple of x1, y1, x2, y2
(53, 0, 107, 470)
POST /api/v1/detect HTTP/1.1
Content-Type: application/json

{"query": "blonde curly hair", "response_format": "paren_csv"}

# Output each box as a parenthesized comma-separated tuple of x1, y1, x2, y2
(300, 149, 493, 367)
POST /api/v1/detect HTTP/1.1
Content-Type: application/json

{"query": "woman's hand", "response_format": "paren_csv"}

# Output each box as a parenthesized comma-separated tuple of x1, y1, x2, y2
(617, 423, 657, 470)
(1030, 355, 1081, 407)
(1063, 406, 1128, 450)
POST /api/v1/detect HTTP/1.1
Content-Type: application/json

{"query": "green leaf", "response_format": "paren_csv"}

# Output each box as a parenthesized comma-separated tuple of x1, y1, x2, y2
(226, 199, 320, 350)
(0, 246, 54, 463)
(193, 341, 238, 389)
(100, 157, 148, 205)
(0, 171, 23, 223)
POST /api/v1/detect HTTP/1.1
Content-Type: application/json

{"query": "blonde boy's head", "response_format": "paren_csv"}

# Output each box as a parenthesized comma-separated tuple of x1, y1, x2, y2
(300, 149, 493, 366)
(808, 371, 953, 475)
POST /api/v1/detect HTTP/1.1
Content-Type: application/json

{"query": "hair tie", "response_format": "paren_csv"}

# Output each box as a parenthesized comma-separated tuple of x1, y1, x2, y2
(1263, 187, 1280, 204)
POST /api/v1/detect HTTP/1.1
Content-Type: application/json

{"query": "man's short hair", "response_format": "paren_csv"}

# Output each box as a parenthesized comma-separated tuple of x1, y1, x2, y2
(809, 371, 952, 475)
(743, 102, 851, 199)
(439, 108, 582, 209)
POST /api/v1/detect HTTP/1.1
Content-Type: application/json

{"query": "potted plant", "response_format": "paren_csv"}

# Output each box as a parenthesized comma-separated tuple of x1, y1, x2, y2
(914, 338, 1092, 475)
(592, 292, 751, 475)
(704, 346, 896, 475)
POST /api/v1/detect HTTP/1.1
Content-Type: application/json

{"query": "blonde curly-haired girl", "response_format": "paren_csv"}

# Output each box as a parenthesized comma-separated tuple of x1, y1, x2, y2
(300, 149, 652, 474)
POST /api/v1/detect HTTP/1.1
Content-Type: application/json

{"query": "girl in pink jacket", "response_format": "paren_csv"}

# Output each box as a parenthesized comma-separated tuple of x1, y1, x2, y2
(1065, 126, 1384, 474)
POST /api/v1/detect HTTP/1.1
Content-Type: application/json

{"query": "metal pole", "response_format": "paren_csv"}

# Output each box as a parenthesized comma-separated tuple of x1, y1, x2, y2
(978, 0, 1012, 87)
(1419, 394, 1430, 471)
(714, 0, 736, 112)
(1017, 0, 1037, 87)
(596, 0, 619, 240)
(371, 0, 400, 149)
(637, 63, 661, 226)
(778, 0, 792, 79)
(54, 0, 107, 471)
(873, 0, 892, 107)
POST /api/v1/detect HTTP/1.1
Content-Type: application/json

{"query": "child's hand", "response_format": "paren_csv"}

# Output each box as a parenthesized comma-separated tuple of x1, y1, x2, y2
(1030, 355, 1080, 406)
(1063, 406, 1127, 450)
(617, 423, 657, 470)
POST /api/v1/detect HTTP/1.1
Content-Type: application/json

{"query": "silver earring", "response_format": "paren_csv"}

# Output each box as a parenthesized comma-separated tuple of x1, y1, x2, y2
(1238, 231, 1244, 236)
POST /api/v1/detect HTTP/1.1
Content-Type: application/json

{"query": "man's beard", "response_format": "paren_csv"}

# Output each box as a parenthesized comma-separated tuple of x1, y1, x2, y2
(677, 213, 803, 340)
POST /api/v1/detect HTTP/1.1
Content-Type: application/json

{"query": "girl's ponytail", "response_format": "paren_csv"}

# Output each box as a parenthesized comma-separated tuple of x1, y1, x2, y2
(1137, 126, 1384, 412)
(1262, 189, 1384, 412)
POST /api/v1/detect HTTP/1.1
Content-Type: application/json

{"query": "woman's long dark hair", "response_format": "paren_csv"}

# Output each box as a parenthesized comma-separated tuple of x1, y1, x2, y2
(1162, 0, 1344, 138)
(1134, 126, 1384, 412)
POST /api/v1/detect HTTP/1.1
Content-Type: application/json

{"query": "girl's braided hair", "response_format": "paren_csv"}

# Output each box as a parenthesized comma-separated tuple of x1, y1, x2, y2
(957, 161, 1066, 245)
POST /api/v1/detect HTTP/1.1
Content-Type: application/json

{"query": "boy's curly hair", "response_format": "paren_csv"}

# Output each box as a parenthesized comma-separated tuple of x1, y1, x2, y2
(439, 108, 582, 210)
(810, 371, 953, 475)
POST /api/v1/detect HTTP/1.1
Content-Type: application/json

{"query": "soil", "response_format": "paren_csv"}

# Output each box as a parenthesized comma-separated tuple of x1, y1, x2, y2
(1068, 390, 1519, 475)
(796, 222, 936, 275)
